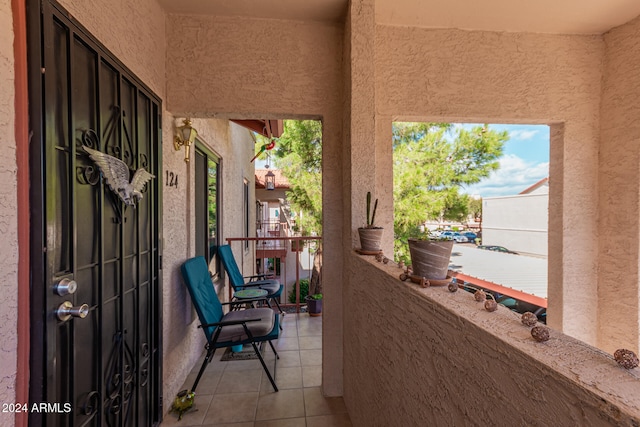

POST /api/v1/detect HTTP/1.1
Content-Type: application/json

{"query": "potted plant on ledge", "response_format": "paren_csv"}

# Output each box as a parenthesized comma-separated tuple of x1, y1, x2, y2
(357, 192, 383, 253)
(405, 233, 454, 286)
(305, 293, 323, 317)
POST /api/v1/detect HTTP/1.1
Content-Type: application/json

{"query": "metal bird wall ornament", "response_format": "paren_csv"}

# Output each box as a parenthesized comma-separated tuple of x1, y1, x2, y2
(83, 145, 155, 206)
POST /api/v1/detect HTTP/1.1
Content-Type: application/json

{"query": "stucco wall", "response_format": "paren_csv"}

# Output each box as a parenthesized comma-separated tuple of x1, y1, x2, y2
(374, 25, 603, 346)
(57, 0, 165, 99)
(0, 0, 18, 422)
(347, 256, 640, 426)
(599, 15, 640, 354)
(483, 193, 549, 256)
(162, 117, 257, 413)
(165, 13, 345, 396)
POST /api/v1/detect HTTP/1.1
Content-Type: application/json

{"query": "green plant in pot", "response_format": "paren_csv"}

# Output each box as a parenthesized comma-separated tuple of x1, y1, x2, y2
(358, 192, 383, 252)
(305, 293, 323, 317)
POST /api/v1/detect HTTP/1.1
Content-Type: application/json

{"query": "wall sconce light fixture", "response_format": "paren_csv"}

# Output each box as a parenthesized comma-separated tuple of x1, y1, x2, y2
(265, 169, 276, 191)
(174, 118, 198, 162)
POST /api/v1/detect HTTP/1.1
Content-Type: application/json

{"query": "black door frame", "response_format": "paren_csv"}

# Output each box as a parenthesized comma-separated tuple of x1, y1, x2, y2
(26, 0, 163, 424)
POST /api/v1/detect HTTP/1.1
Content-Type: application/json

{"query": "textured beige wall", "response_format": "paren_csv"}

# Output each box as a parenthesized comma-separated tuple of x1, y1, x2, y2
(374, 25, 604, 345)
(58, 0, 166, 98)
(0, 0, 18, 422)
(346, 257, 640, 426)
(599, 15, 640, 353)
(166, 13, 345, 396)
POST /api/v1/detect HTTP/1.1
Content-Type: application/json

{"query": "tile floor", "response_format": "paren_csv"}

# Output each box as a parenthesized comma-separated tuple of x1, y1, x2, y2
(161, 313, 352, 427)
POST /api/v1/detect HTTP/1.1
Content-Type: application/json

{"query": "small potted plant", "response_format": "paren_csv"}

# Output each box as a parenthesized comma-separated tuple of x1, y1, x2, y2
(305, 293, 323, 317)
(358, 192, 383, 252)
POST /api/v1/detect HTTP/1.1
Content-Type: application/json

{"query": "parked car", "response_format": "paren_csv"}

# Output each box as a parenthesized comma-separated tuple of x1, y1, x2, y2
(451, 232, 468, 243)
(477, 245, 518, 254)
(440, 231, 455, 239)
(463, 232, 477, 242)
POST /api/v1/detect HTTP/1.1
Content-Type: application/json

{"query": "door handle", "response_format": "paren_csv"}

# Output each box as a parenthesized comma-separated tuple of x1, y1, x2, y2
(56, 301, 89, 322)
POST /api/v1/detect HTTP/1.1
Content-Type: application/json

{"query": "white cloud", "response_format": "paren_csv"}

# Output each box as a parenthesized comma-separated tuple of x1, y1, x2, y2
(462, 154, 549, 198)
(508, 129, 539, 141)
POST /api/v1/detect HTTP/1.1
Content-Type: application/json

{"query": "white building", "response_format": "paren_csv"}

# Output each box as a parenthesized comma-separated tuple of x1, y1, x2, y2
(482, 178, 549, 256)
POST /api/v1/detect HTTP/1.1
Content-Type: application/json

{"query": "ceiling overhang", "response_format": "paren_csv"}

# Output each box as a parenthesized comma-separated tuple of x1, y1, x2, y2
(231, 119, 284, 138)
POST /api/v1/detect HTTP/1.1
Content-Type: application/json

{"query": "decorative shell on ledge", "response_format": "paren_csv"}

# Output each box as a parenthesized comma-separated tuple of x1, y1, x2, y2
(484, 299, 498, 312)
(474, 289, 486, 302)
(521, 312, 538, 327)
(531, 326, 550, 342)
(614, 349, 639, 369)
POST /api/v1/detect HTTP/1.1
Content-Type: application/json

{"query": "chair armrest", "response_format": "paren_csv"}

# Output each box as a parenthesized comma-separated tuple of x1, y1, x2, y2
(198, 317, 261, 328)
(224, 298, 269, 306)
(245, 274, 274, 282)
(239, 282, 264, 288)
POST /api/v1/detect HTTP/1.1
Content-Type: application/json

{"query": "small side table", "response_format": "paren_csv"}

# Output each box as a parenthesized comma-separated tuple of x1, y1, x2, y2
(233, 288, 268, 309)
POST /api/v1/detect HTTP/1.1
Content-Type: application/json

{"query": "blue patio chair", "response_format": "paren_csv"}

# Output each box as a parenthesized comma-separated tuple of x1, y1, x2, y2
(218, 244, 285, 314)
(180, 256, 280, 392)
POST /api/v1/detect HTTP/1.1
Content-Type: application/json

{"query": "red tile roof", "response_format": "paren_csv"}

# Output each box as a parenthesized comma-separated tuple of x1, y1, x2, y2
(255, 169, 290, 189)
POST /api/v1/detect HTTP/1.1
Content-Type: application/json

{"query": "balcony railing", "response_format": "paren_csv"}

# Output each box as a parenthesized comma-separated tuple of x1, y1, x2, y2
(225, 236, 322, 313)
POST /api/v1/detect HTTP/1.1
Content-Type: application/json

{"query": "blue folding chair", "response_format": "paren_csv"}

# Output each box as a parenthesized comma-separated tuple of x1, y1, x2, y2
(218, 244, 285, 314)
(180, 256, 280, 392)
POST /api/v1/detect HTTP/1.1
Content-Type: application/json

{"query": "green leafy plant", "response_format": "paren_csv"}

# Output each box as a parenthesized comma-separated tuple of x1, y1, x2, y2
(307, 293, 323, 300)
(288, 278, 309, 303)
(365, 191, 379, 228)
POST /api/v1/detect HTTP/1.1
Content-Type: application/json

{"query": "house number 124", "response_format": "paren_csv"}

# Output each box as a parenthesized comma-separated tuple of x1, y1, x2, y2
(165, 171, 178, 188)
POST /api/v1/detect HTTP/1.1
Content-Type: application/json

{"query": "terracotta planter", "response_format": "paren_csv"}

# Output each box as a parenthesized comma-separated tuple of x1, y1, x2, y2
(305, 296, 322, 317)
(408, 238, 454, 280)
(358, 227, 383, 252)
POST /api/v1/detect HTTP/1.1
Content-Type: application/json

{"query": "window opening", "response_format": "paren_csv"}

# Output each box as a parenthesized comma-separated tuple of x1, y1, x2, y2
(393, 122, 549, 321)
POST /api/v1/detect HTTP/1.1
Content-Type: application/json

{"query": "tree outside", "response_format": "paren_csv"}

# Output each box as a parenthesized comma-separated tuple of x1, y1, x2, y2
(256, 120, 323, 294)
(393, 123, 507, 263)
(257, 120, 507, 282)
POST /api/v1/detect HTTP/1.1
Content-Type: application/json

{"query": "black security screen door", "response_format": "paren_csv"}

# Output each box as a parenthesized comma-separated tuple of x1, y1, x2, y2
(28, 1, 162, 425)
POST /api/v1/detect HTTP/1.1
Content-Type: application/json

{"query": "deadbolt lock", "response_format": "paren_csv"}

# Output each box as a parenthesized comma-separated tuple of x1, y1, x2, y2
(54, 278, 78, 296)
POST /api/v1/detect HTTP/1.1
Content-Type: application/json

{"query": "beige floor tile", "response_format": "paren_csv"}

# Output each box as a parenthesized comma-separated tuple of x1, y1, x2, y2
(255, 388, 305, 420)
(302, 365, 322, 388)
(306, 413, 353, 427)
(160, 394, 213, 427)
(223, 359, 263, 371)
(259, 366, 303, 392)
(202, 423, 254, 427)
(182, 369, 224, 395)
(216, 369, 263, 393)
(275, 337, 300, 351)
(303, 387, 348, 417)
(279, 350, 302, 367)
(254, 417, 306, 427)
(297, 323, 323, 337)
(299, 349, 322, 366)
(202, 392, 258, 424)
(298, 336, 322, 350)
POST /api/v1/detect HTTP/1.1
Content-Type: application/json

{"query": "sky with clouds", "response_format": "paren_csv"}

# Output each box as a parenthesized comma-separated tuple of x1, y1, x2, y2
(459, 124, 549, 198)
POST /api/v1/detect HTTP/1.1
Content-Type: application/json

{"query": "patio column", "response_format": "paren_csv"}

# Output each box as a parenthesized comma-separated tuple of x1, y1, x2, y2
(345, 0, 377, 245)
